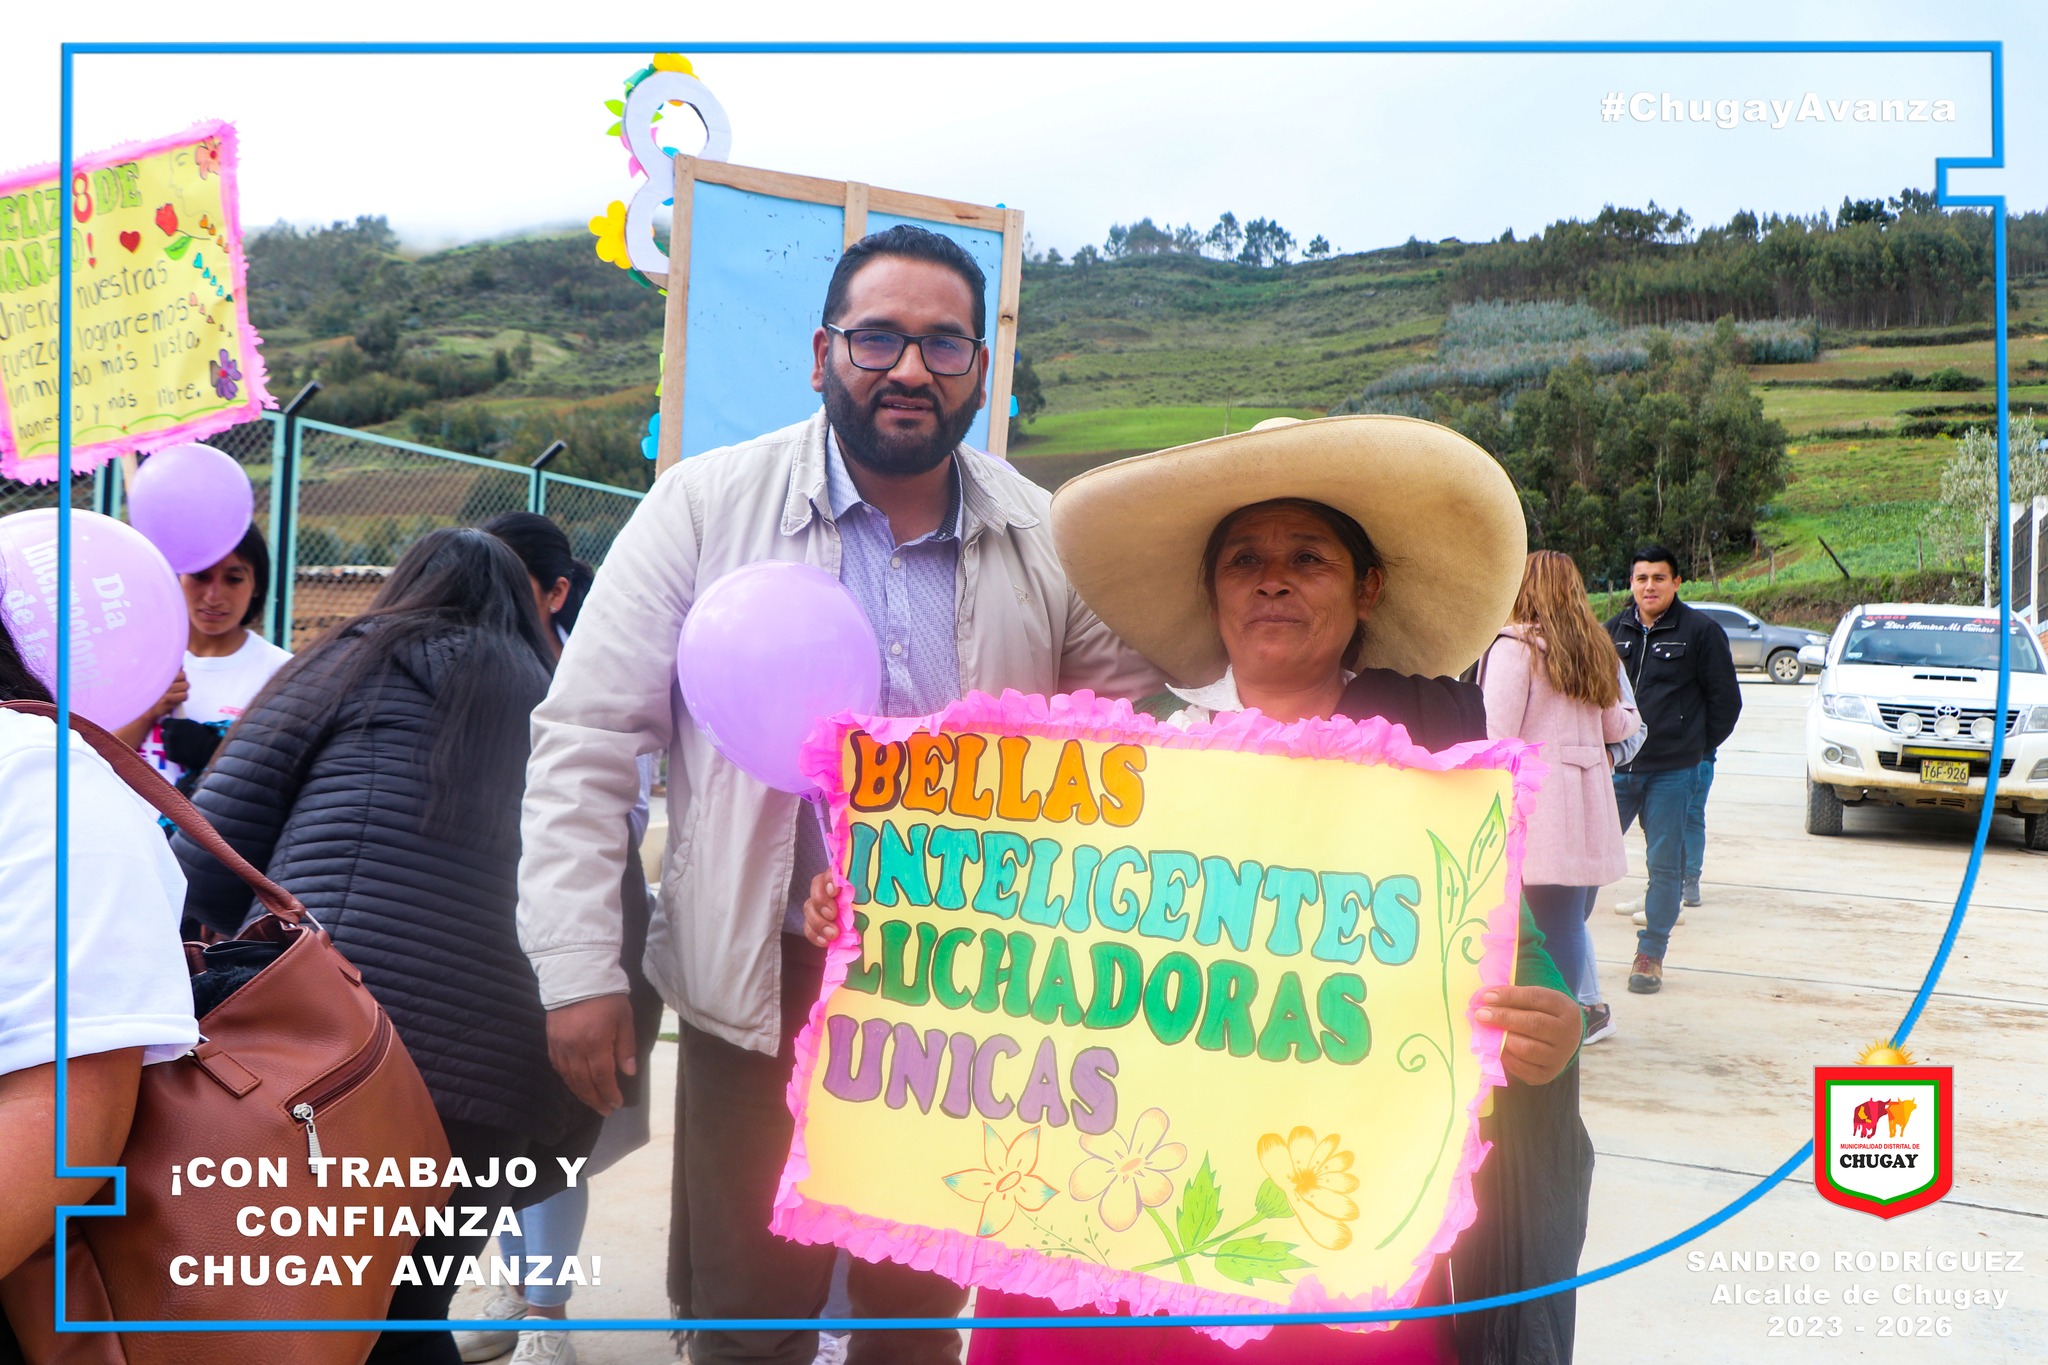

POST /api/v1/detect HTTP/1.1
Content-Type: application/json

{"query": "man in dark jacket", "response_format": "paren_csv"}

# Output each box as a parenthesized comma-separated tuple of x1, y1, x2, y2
(1605, 545, 1741, 995)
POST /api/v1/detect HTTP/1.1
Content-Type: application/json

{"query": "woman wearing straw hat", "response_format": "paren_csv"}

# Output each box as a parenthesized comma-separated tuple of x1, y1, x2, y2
(974, 415, 1586, 1364)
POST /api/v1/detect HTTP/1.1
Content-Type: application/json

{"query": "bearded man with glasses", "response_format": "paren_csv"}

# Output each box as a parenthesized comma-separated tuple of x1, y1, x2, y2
(515, 224, 1158, 1365)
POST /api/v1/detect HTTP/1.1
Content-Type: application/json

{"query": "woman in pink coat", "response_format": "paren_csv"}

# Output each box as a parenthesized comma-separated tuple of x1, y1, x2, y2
(1480, 552, 1638, 1041)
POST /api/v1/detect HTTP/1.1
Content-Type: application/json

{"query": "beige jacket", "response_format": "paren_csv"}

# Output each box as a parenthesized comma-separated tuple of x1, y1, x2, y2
(516, 411, 1161, 1055)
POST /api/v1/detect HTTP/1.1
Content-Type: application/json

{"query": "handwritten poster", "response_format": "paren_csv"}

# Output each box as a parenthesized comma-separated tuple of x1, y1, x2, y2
(0, 121, 271, 482)
(774, 692, 1542, 1343)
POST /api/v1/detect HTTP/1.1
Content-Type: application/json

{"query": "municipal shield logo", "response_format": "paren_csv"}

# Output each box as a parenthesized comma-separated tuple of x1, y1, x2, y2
(1813, 1065, 1952, 1217)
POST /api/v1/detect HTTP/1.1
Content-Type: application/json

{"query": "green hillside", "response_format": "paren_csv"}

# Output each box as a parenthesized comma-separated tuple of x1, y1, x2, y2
(238, 204, 2048, 622)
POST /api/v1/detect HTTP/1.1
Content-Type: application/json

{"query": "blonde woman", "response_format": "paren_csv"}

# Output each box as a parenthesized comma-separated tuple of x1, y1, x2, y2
(1480, 551, 1639, 1043)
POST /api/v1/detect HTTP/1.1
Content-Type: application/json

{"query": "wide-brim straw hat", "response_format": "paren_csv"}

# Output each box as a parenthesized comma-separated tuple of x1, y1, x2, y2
(1050, 415, 1527, 687)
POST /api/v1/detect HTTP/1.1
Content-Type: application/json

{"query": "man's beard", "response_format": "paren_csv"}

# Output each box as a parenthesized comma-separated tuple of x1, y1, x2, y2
(823, 365, 980, 477)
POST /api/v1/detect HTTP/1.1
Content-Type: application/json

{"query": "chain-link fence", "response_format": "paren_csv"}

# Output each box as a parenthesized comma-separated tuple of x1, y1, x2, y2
(0, 468, 99, 521)
(539, 472, 646, 565)
(0, 415, 645, 651)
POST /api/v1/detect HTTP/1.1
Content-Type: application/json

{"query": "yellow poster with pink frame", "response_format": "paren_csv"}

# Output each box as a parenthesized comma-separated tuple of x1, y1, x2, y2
(0, 120, 272, 482)
(773, 691, 1543, 1345)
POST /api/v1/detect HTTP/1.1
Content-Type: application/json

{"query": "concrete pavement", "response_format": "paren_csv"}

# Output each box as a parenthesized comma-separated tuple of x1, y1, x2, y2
(473, 679, 2048, 1363)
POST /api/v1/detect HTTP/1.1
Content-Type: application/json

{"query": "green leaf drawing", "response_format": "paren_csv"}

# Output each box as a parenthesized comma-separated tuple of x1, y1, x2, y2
(1466, 795, 1506, 890)
(606, 121, 624, 137)
(604, 99, 626, 115)
(1212, 1234, 1311, 1286)
(1428, 831, 1467, 929)
(1253, 1176, 1292, 1220)
(1176, 1156, 1221, 1252)
(163, 236, 191, 261)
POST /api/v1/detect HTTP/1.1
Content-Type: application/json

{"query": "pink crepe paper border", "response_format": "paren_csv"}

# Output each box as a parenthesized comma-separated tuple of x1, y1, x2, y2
(0, 120, 275, 482)
(771, 688, 1546, 1347)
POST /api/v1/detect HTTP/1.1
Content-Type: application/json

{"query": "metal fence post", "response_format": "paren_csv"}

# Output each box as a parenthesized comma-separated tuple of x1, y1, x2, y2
(270, 382, 321, 646)
(529, 440, 566, 515)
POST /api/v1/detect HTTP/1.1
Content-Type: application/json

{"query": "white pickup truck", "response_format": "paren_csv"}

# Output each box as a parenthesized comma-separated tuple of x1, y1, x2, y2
(1804, 604, 2048, 850)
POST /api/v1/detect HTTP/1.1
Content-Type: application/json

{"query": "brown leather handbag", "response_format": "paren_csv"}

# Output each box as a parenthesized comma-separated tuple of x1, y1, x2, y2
(0, 702, 452, 1365)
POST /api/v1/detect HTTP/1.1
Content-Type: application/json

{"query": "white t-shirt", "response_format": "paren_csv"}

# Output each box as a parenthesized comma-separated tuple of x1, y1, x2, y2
(0, 709, 199, 1077)
(137, 631, 294, 787)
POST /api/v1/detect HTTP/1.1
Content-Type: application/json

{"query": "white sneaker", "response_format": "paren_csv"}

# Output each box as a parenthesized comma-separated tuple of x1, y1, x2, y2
(1613, 895, 1643, 915)
(455, 1288, 528, 1362)
(813, 1334, 849, 1365)
(510, 1324, 576, 1365)
(1631, 908, 1687, 927)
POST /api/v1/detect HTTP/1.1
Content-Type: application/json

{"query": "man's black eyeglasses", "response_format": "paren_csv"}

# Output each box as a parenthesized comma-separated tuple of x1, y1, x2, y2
(825, 324, 983, 377)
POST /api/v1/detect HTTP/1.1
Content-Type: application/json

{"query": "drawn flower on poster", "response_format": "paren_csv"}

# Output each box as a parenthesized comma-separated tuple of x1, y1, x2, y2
(1380, 794, 1508, 1249)
(1256, 1127, 1361, 1250)
(209, 350, 241, 401)
(195, 137, 223, 180)
(943, 1124, 1057, 1237)
(1068, 1106, 1186, 1233)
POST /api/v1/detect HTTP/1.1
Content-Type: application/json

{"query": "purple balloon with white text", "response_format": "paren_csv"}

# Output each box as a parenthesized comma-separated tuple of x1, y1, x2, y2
(0, 509, 186, 728)
(677, 561, 881, 795)
(126, 442, 255, 573)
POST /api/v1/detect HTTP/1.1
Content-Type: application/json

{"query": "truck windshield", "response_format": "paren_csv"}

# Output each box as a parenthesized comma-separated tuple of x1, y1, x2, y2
(1840, 614, 2044, 673)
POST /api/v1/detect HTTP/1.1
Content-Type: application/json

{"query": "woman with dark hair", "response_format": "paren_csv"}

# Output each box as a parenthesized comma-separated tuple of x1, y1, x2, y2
(172, 527, 593, 1365)
(113, 523, 291, 796)
(482, 511, 587, 642)
(460, 514, 650, 1365)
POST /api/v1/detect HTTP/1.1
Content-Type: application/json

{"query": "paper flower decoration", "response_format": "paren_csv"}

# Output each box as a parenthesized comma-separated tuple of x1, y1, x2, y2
(1068, 1107, 1187, 1233)
(1255, 1126, 1360, 1250)
(588, 201, 631, 270)
(651, 52, 695, 77)
(209, 350, 242, 401)
(640, 411, 660, 461)
(943, 1124, 1058, 1238)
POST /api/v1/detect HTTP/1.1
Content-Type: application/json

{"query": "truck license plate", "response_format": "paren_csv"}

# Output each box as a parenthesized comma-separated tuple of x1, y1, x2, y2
(1920, 759, 1971, 785)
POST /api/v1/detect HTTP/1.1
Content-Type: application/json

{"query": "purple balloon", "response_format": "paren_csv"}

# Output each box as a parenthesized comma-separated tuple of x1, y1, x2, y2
(126, 442, 255, 573)
(0, 509, 187, 729)
(677, 561, 881, 795)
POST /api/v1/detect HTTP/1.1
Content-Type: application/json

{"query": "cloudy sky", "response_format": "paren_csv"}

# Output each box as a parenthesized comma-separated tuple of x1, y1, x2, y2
(4, 2, 2041, 257)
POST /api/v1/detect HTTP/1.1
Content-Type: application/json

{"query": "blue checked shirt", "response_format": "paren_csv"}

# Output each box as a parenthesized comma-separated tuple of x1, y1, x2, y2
(784, 430, 964, 931)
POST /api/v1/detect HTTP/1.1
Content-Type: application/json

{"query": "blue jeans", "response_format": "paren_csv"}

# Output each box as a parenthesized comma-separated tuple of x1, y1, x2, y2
(496, 1184, 589, 1310)
(1523, 884, 1595, 998)
(1684, 758, 1715, 883)
(1614, 766, 1699, 962)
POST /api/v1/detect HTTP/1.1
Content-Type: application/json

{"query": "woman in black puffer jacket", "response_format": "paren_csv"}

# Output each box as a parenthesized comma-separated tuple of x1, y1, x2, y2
(174, 527, 594, 1365)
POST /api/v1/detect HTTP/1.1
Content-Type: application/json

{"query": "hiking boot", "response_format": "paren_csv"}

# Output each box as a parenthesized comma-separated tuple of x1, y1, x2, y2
(455, 1287, 527, 1361)
(1631, 908, 1686, 926)
(510, 1324, 576, 1365)
(1682, 878, 1703, 907)
(1613, 894, 1643, 915)
(1627, 954, 1663, 994)
(1581, 1002, 1617, 1044)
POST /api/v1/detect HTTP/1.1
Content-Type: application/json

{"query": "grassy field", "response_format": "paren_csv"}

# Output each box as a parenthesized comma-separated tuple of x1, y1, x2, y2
(1022, 253, 1443, 415)
(1005, 405, 1326, 493)
(1757, 386, 2048, 436)
(1756, 337, 2048, 384)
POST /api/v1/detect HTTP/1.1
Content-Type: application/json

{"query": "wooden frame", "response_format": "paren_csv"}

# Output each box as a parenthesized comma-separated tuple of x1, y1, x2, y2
(654, 156, 1023, 473)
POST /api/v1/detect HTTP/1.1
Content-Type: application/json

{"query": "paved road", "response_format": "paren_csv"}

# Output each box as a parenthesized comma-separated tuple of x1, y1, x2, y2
(480, 679, 2048, 1363)
(1575, 679, 2048, 1362)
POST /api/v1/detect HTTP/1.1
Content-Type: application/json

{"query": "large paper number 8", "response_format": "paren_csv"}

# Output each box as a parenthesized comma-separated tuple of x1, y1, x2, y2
(623, 71, 732, 277)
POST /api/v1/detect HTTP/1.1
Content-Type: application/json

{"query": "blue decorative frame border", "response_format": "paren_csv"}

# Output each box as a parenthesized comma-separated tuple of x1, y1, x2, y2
(48, 37, 2012, 1335)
